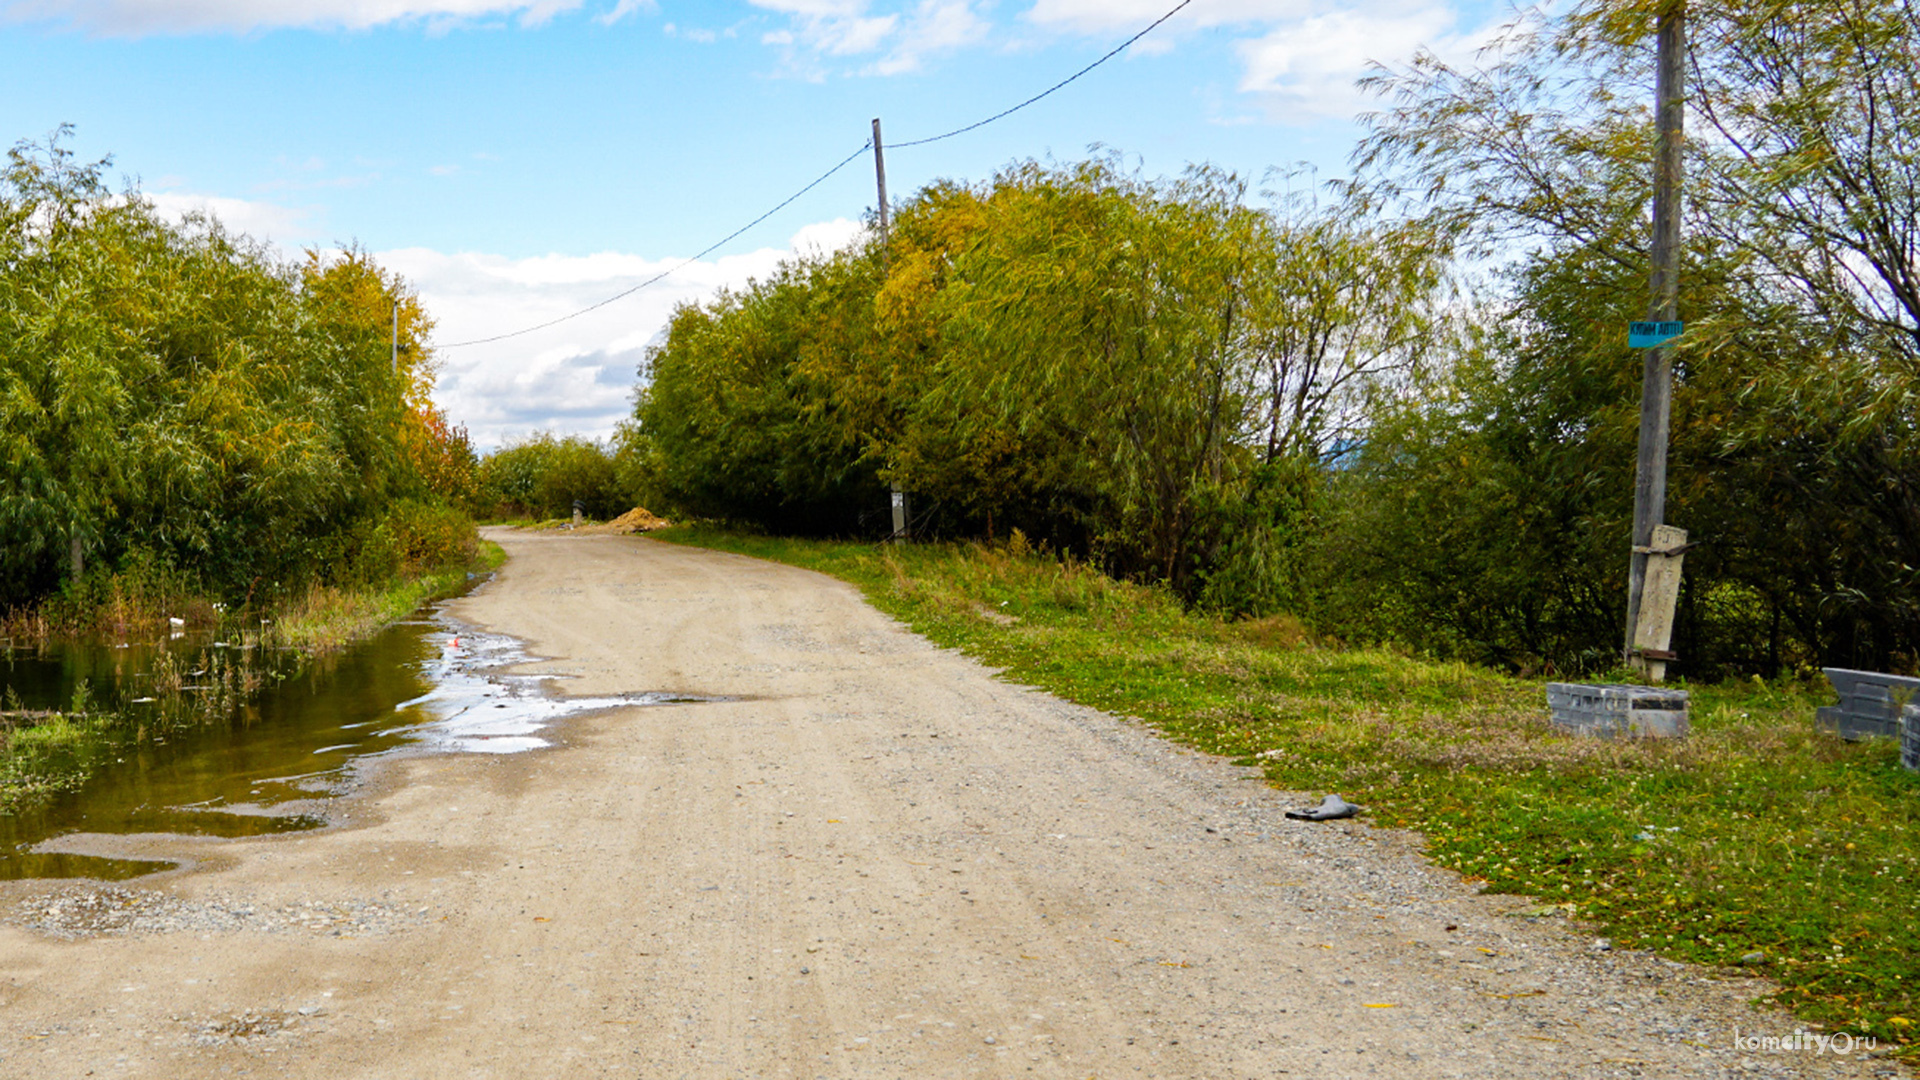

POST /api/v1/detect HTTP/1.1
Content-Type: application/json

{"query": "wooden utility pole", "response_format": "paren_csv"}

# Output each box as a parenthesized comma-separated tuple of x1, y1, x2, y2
(1626, 3, 1687, 677)
(872, 117, 908, 540)
(871, 117, 891, 268)
(391, 301, 400, 375)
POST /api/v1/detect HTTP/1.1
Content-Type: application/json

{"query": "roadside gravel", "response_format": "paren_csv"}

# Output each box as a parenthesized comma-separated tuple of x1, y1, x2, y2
(8, 886, 429, 940)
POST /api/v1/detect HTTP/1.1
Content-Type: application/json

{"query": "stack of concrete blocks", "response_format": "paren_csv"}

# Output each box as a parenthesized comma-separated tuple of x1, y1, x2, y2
(1904, 704, 1920, 773)
(1815, 668, 1920, 741)
(1547, 683, 1690, 738)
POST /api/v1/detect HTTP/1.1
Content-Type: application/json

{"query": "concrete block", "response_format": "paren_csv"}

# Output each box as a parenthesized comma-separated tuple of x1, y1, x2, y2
(1547, 683, 1689, 739)
(1903, 704, 1919, 773)
(1817, 668, 1920, 741)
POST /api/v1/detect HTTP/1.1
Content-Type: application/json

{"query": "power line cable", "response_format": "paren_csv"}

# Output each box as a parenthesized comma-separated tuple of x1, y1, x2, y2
(439, 0, 1197, 349)
(440, 141, 872, 348)
(891, 0, 1197, 148)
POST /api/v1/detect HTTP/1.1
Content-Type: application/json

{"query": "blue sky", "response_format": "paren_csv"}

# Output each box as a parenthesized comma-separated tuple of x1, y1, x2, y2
(2, 0, 1518, 447)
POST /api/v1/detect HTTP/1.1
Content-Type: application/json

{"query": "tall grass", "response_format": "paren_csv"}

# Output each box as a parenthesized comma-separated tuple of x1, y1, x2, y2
(266, 540, 505, 653)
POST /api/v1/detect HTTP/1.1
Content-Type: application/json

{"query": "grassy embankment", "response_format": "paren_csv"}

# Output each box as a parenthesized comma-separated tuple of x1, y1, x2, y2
(264, 539, 507, 651)
(655, 524, 1918, 1055)
(0, 540, 507, 814)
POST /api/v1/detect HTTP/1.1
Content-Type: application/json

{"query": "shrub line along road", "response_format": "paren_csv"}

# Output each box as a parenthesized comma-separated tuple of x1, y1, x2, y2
(0, 532, 1895, 1078)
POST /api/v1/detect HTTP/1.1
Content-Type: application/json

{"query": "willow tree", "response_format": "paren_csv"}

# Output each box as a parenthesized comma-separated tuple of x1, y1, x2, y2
(0, 130, 461, 612)
(637, 259, 886, 533)
(907, 159, 1259, 585)
(635, 154, 1448, 606)
(0, 132, 137, 592)
(1339, 0, 1920, 670)
(912, 157, 1445, 593)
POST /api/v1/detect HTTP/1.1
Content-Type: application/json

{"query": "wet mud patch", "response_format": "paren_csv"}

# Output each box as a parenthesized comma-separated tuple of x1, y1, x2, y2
(403, 626, 727, 754)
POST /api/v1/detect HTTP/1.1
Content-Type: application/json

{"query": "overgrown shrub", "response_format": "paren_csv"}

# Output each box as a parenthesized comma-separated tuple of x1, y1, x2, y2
(635, 156, 1441, 586)
(347, 500, 477, 584)
(1193, 459, 1317, 619)
(474, 434, 631, 521)
(0, 131, 473, 621)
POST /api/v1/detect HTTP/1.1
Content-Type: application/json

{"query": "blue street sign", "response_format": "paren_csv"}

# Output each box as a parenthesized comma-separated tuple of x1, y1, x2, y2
(1629, 321, 1684, 348)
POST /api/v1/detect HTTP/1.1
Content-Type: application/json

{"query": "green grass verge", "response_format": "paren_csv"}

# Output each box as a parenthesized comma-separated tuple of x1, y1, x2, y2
(652, 524, 1920, 1052)
(266, 540, 506, 652)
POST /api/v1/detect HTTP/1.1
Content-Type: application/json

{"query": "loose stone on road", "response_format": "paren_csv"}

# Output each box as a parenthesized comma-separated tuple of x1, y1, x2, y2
(0, 531, 1896, 1078)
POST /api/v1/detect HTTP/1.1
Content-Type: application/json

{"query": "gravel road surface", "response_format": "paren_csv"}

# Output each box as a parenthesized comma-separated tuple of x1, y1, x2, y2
(0, 531, 1902, 1078)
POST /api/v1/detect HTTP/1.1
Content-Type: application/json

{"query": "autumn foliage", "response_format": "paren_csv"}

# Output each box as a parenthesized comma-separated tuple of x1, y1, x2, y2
(0, 131, 475, 619)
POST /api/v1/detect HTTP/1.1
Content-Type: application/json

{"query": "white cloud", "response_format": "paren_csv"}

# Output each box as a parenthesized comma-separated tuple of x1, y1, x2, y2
(739, 0, 1488, 121)
(662, 20, 718, 42)
(827, 13, 895, 52)
(751, 0, 867, 16)
(384, 217, 867, 449)
(1025, 0, 1507, 124)
(787, 216, 865, 255)
(1024, 0, 1309, 34)
(771, 10, 895, 56)
(593, 0, 650, 25)
(873, 0, 988, 74)
(144, 190, 322, 247)
(1236, 4, 1490, 120)
(0, 0, 625, 35)
(751, 0, 988, 75)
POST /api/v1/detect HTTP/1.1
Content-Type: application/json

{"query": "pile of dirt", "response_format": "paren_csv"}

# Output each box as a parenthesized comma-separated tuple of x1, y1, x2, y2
(599, 507, 672, 534)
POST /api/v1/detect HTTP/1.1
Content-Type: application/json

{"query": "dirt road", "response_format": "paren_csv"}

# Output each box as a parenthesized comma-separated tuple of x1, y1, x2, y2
(0, 533, 1897, 1078)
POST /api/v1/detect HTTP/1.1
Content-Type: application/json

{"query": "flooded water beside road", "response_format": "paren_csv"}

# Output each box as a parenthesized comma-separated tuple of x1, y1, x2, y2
(1, 601, 703, 882)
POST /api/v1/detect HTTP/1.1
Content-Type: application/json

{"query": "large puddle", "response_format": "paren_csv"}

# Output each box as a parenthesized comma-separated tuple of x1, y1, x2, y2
(1, 595, 701, 881)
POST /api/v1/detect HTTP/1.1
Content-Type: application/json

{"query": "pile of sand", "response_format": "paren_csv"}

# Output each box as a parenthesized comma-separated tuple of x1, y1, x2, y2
(600, 507, 672, 534)
(545, 507, 672, 535)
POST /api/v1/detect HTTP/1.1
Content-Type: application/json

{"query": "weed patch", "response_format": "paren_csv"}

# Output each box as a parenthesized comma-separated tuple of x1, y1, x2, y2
(268, 540, 503, 653)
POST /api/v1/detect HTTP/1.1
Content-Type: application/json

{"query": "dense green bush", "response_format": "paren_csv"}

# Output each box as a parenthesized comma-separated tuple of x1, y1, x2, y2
(473, 434, 632, 521)
(635, 157, 1441, 601)
(0, 131, 471, 620)
(346, 500, 479, 584)
(1315, 241, 1920, 676)
(635, 258, 888, 534)
(629, 0, 1920, 678)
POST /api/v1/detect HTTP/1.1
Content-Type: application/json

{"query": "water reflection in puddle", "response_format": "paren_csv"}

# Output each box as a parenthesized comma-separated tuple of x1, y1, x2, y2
(403, 629, 704, 755)
(1, 607, 713, 881)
